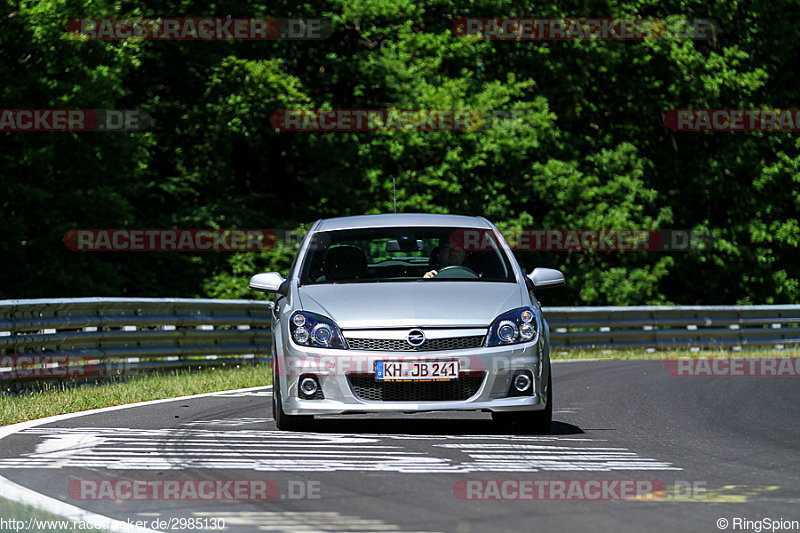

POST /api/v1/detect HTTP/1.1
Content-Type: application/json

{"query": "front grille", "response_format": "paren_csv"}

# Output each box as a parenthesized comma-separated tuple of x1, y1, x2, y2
(347, 373, 485, 401)
(345, 335, 485, 352)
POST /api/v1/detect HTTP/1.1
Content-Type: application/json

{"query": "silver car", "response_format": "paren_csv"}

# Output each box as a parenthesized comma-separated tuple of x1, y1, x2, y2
(250, 214, 564, 432)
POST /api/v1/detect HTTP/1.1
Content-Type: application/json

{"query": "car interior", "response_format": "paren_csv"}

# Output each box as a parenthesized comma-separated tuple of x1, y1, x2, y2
(304, 228, 513, 283)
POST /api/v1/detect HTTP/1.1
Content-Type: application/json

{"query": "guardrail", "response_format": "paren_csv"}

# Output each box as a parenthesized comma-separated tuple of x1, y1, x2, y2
(1, 299, 798, 383)
(0, 298, 273, 383)
(545, 305, 800, 351)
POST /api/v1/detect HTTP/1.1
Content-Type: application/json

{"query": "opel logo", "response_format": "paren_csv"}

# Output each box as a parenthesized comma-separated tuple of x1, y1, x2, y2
(407, 329, 426, 347)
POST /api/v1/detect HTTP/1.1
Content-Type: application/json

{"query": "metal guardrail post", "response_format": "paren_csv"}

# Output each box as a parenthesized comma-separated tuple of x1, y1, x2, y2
(0, 298, 274, 383)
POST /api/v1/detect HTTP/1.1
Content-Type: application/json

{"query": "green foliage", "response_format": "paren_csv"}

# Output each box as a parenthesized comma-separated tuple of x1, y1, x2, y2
(202, 242, 297, 299)
(2, 0, 798, 304)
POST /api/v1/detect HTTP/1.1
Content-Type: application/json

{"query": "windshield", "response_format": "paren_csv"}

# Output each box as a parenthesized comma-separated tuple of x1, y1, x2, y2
(299, 227, 516, 285)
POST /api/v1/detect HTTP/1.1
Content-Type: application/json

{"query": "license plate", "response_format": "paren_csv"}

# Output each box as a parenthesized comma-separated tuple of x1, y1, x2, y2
(375, 360, 460, 381)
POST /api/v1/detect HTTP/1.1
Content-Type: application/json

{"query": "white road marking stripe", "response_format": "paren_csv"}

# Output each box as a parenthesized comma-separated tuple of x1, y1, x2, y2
(0, 385, 271, 533)
(61, 451, 423, 457)
(209, 391, 272, 397)
(434, 442, 627, 451)
(0, 424, 681, 473)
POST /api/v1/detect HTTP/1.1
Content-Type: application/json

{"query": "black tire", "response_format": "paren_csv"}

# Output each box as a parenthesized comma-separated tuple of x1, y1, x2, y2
(272, 360, 313, 431)
(516, 369, 552, 434)
(491, 411, 515, 427)
(493, 368, 552, 434)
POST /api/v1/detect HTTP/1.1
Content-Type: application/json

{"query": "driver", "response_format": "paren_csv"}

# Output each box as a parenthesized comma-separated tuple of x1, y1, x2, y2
(423, 242, 466, 278)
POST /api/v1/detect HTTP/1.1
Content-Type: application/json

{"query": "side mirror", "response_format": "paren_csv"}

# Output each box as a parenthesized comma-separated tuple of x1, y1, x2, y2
(527, 268, 565, 290)
(250, 272, 289, 296)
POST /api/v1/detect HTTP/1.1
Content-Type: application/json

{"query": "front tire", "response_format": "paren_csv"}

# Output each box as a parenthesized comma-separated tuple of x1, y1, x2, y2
(516, 371, 552, 434)
(493, 369, 552, 434)
(272, 360, 313, 431)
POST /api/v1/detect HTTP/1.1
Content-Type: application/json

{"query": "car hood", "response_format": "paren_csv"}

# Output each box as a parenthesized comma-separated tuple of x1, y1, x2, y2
(297, 282, 524, 329)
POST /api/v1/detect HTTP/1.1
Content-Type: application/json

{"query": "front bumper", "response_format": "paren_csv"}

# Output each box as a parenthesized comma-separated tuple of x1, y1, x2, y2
(275, 341, 548, 416)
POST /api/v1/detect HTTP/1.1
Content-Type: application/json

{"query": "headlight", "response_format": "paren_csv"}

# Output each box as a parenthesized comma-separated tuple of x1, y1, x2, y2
(289, 311, 347, 349)
(486, 307, 540, 346)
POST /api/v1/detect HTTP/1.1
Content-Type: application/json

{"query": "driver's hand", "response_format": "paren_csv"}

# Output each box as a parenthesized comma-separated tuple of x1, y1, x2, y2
(423, 270, 437, 279)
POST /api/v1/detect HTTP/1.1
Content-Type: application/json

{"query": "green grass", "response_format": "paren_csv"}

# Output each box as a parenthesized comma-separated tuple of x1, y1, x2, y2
(0, 364, 272, 426)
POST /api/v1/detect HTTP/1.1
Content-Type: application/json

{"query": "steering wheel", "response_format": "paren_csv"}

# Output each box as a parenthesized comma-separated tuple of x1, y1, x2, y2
(433, 265, 479, 279)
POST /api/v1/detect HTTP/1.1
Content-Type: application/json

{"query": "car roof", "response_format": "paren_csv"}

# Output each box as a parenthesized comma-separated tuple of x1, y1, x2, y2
(314, 213, 493, 232)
